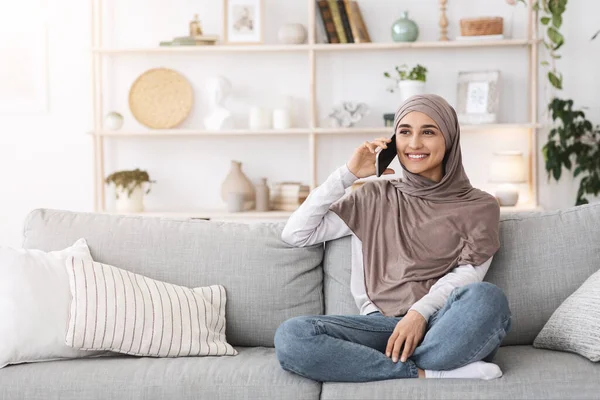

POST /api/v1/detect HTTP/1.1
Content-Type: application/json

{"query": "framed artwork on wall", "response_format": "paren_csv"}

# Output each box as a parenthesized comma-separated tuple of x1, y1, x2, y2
(223, 0, 264, 45)
(456, 70, 500, 125)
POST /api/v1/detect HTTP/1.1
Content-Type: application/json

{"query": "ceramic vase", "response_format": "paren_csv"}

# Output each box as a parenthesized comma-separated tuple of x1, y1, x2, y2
(221, 160, 256, 211)
(255, 177, 271, 211)
(115, 185, 144, 213)
(278, 23, 307, 44)
(105, 111, 124, 130)
(391, 11, 419, 42)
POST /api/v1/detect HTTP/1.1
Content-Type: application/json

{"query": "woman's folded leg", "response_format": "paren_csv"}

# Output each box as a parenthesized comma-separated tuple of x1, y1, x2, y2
(410, 281, 512, 377)
(274, 313, 419, 382)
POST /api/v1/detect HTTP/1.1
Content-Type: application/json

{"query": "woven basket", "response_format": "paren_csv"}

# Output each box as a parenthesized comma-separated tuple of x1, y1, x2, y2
(128, 68, 193, 129)
(459, 17, 503, 36)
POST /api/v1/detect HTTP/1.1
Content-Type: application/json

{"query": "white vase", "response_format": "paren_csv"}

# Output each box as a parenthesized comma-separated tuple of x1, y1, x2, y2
(278, 23, 307, 44)
(398, 80, 426, 103)
(115, 185, 144, 213)
(105, 111, 124, 130)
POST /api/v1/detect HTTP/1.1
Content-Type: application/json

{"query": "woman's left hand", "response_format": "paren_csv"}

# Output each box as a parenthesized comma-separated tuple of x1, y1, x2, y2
(385, 310, 427, 363)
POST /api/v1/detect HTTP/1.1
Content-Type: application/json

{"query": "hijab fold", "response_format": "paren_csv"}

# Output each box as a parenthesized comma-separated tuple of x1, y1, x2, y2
(329, 94, 500, 317)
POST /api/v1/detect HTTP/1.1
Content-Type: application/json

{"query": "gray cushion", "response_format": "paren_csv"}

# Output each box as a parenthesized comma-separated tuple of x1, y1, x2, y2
(0, 347, 321, 400)
(320, 346, 600, 400)
(323, 203, 600, 346)
(533, 266, 600, 362)
(22, 208, 324, 348)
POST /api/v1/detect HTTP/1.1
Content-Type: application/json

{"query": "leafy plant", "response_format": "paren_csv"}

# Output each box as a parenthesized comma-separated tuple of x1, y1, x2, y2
(531, 0, 600, 205)
(383, 64, 427, 92)
(105, 169, 155, 199)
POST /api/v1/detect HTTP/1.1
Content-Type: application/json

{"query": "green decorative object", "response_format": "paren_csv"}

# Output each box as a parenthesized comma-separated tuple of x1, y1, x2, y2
(391, 11, 419, 42)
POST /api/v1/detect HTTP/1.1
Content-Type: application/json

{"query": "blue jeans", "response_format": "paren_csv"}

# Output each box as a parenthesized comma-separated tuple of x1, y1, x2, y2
(274, 282, 512, 382)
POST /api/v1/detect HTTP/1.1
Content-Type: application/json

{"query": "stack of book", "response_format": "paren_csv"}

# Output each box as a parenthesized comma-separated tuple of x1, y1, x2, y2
(270, 182, 311, 211)
(316, 0, 371, 44)
(159, 35, 219, 46)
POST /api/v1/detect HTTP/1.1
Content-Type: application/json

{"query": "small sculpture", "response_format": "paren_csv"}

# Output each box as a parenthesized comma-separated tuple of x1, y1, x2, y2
(204, 76, 234, 131)
(189, 14, 203, 37)
(328, 102, 370, 128)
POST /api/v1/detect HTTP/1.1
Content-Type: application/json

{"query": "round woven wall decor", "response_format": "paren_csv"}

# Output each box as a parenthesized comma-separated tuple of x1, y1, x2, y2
(128, 68, 193, 129)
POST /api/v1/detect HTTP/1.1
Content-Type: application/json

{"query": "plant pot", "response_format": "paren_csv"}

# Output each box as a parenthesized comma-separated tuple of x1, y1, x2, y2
(397, 80, 425, 103)
(115, 185, 144, 213)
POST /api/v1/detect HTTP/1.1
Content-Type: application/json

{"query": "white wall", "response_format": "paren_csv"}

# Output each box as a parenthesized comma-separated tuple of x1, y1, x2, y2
(1, 0, 598, 247)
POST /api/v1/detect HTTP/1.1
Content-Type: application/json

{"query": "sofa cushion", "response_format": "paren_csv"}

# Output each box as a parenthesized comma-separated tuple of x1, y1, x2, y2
(65, 256, 237, 358)
(320, 346, 600, 400)
(0, 347, 321, 400)
(533, 266, 600, 362)
(323, 203, 600, 346)
(22, 209, 324, 347)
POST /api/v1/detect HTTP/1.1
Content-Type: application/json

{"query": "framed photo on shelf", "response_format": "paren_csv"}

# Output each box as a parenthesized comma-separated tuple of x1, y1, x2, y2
(223, 0, 264, 44)
(456, 70, 500, 125)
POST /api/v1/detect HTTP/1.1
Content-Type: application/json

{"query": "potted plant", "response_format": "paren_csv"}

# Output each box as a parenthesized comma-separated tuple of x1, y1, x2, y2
(105, 168, 155, 213)
(384, 64, 428, 103)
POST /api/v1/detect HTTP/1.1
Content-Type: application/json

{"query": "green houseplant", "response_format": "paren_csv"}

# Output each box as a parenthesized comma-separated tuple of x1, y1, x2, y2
(105, 168, 155, 212)
(533, 0, 600, 205)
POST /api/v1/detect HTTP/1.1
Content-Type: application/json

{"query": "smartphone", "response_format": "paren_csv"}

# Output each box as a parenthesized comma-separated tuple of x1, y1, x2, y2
(376, 133, 397, 177)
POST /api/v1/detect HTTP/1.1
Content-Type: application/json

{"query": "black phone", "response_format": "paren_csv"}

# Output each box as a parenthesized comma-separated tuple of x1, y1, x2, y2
(376, 133, 397, 177)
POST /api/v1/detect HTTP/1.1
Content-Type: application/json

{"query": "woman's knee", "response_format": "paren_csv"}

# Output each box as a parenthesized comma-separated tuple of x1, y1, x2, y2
(457, 282, 511, 320)
(274, 316, 316, 365)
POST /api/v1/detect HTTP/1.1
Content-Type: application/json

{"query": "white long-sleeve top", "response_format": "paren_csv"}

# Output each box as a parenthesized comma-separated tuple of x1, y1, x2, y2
(280, 163, 494, 321)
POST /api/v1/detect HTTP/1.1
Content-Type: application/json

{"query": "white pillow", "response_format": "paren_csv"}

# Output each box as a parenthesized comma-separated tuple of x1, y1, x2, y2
(533, 267, 600, 362)
(0, 239, 106, 369)
(65, 256, 238, 358)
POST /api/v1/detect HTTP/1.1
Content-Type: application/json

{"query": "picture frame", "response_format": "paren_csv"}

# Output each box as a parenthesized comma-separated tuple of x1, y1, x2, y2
(456, 70, 500, 125)
(223, 0, 264, 45)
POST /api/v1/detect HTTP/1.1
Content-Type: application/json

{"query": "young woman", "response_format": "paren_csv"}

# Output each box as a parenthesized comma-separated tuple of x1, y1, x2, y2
(274, 94, 512, 382)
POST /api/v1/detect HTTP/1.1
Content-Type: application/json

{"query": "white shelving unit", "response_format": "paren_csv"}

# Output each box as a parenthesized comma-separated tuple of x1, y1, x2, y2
(90, 0, 540, 221)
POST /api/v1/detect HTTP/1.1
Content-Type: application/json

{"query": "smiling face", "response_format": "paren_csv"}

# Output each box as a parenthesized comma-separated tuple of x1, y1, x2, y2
(395, 111, 447, 183)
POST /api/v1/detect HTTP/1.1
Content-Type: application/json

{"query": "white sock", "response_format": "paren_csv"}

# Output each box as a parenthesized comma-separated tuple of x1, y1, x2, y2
(424, 361, 502, 380)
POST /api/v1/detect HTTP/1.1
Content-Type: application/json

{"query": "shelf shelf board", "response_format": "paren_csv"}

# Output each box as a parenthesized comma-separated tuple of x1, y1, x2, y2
(312, 39, 535, 51)
(90, 124, 539, 138)
(93, 44, 311, 54)
(101, 209, 295, 219)
(93, 39, 535, 54)
(90, 128, 313, 137)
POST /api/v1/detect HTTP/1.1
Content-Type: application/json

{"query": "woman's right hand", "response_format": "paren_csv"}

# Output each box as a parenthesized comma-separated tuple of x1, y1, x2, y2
(347, 137, 395, 179)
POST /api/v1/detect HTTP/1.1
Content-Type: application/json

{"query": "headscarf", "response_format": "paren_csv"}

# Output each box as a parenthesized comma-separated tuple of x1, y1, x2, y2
(328, 94, 501, 317)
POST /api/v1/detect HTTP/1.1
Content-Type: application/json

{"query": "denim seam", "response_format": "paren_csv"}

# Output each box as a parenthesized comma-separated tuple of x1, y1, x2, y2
(314, 318, 396, 333)
(455, 321, 509, 367)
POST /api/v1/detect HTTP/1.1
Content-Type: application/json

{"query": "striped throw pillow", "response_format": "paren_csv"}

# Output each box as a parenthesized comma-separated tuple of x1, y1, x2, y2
(64, 256, 238, 358)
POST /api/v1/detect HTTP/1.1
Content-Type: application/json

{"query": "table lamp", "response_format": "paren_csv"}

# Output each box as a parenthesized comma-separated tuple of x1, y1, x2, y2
(489, 151, 527, 206)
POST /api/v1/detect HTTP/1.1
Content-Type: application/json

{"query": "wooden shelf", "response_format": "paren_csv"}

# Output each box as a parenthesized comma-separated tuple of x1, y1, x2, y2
(90, 0, 541, 215)
(90, 128, 313, 137)
(93, 39, 536, 54)
(89, 124, 539, 138)
(312, 39, 535, 51)
(101, 209, 295, 220)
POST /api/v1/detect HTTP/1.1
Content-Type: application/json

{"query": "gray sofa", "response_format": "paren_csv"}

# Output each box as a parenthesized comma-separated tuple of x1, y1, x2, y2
(1, 204, 599, 399)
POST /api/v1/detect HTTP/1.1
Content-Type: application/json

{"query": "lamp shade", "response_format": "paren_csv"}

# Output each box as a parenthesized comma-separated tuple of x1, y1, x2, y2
(489, 151, 527, 183)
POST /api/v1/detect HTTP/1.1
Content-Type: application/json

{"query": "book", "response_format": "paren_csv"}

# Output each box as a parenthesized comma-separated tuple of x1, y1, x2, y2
(316, 1, 340, 44)
(315, 2, 329, 43)
(347, 1, 371, 43)
(327, 0, 348, 43)
(337, 0, 354, 43)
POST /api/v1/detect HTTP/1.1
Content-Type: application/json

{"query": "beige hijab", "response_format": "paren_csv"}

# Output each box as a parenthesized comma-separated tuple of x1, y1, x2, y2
(329, 94, 501, 317)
